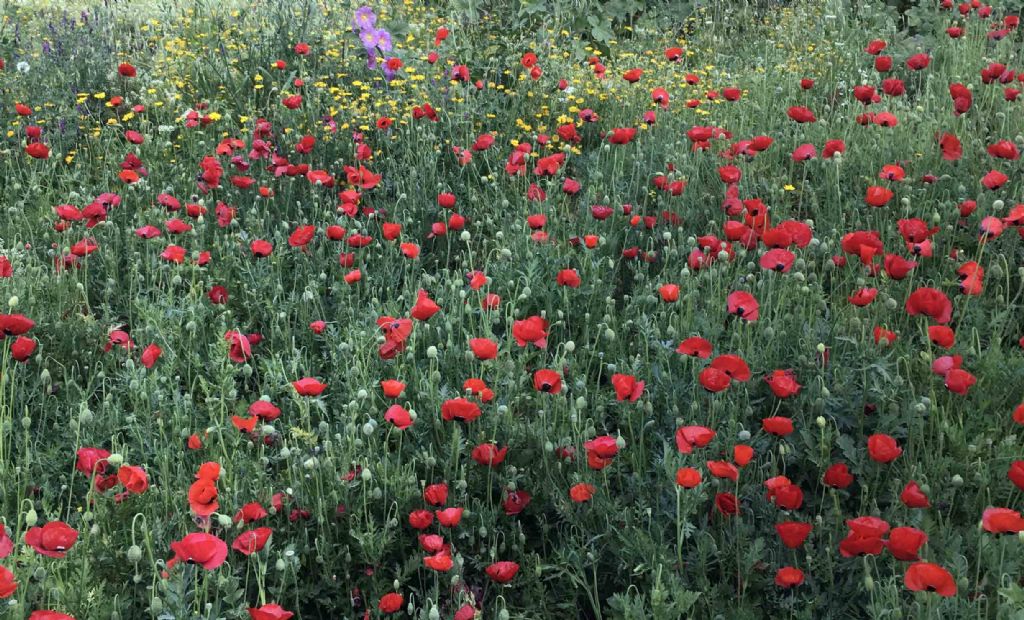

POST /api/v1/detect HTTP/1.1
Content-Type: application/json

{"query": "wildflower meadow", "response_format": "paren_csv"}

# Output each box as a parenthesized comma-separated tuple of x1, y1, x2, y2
(0, 0, 1023, 617)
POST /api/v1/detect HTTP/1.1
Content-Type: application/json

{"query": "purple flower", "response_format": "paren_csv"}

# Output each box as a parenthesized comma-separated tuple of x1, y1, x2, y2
(359, 28, 380, 49)
(353, 6, 376, 31)
(376, 29, 393, 52)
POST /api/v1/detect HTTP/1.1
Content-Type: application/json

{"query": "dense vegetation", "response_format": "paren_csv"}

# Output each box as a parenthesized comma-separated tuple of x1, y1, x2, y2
(0, 0, 1022, 618)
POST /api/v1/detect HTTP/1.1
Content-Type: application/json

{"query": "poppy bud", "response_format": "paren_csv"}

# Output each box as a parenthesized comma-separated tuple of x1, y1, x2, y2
(127, 544, 143, 562)
(816, 416, 826, 428)
(360, 468, 372, 482)
(26, 508, 38, 526)
(21, 415, 31, 429)
(108, 453, 124, 467)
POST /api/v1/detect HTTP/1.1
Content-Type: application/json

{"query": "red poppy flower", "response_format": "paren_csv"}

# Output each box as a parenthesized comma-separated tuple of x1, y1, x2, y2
(611, 373, 645, 402)
(75, 447, 110, 477)
(533, 369, 562, 394)
(676, 336, 712, 358)
(707, 460, 739, 482)
(658, 283, 680, 302)
(485, 561, 520, 584)
(765, 476, 803, 510)
(905, 288, 952, 324)
(775, 521, 812, 548)
(234, 503, 268, 524)
(117, 465, 149, 494)
(839, 517, 889, 557)
(469, 338, 498, 360)
(900, 481, 930, 508)
(471, 443, 507, 467)
(248, 604, 294, 620)
(424, 550, 453, 571)
(760, 248, 795, 272)
(423, 483, 448, 506)
(675, 426, 715, 454)
(787, 106, 816, 123)
(570, 483, 597, 502)
(1008, 461, 1024, 491)
(503, 490, 531, 516)
(188, 477, 219, 516)
(436, 507, 463, 527)
(232, 527, 272, 555)
(944, 368, 976, 395)
(378, 593, 404, 614)
(865, 186, 894, 207)
(168, 533, 227, 570)
(762, 416, 794, 436)
(408, 510, 434, 530)
(410, 289, 441, 321)
(886, 526, 928, 561)
(867, 434, 902, 463)
(726, 291, 759, 320)
(734, 444, 754, 466)
(25, 143, 50, 159)
(765, 370, 801, 398)
(715, 492, 739, 516)
(904, 562, 956, 597)
(675, 467, 702, 488)
(982, 507, 1024, 534)
(24, 522, 78, 558)
(291, 377, 326, 396)
(938, 132, 962, 160)
(441, 398, 482, 422)
(0, 565, 16, 598)
(699, 367, 731, 392)
(982, 169, 1009, 190)
(384, 405, 413, 430)
(556, 269, 581, 288)
(710, 354, 751, 381)
(512, 316, 549, 348)
(381, 380, 405, 398)
(848, 288, 878, 306)
(775, 567, 804, 588)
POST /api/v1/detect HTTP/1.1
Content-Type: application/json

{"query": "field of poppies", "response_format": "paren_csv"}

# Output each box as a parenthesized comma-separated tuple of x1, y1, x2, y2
(1, 0, 1023, 617)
